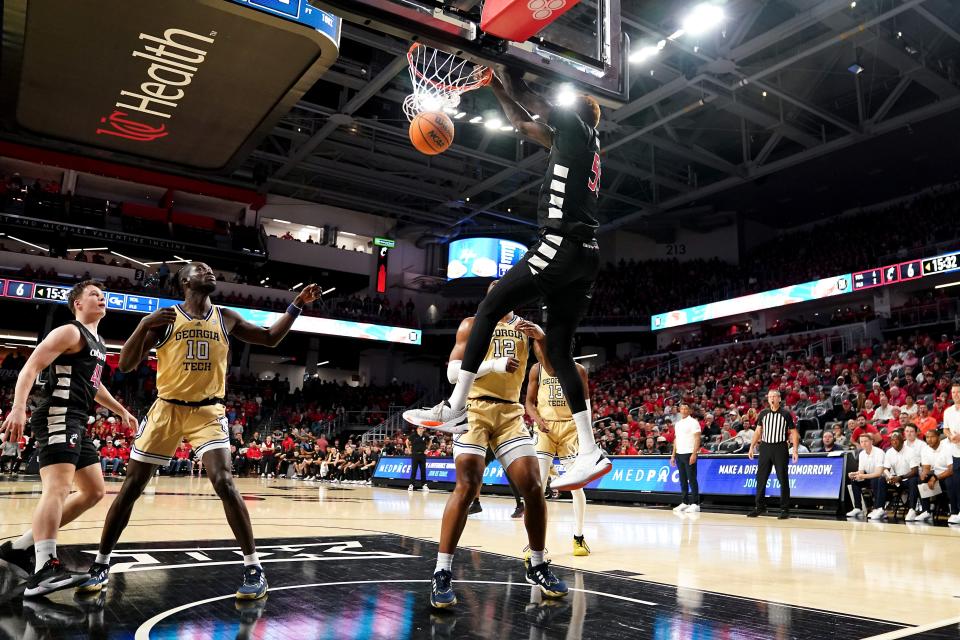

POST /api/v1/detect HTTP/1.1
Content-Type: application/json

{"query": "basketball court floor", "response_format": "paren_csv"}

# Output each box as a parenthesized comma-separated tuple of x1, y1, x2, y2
(1, 475, 958, 639)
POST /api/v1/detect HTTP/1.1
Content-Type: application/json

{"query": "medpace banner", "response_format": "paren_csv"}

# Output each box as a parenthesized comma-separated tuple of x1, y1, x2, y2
(374, 454, 847, 500)
(4, 0, 339, 170)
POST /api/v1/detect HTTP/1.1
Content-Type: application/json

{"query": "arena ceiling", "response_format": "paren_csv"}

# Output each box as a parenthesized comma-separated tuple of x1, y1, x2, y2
(232, 0, 960, 238)
(3, 1, 960, 238)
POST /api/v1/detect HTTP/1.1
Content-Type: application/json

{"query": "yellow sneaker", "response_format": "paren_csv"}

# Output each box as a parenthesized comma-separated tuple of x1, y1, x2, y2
(573, 536, 590, 557)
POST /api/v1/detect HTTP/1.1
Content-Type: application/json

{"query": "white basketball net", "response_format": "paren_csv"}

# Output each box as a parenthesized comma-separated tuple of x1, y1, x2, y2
(404, 42, 491, 122)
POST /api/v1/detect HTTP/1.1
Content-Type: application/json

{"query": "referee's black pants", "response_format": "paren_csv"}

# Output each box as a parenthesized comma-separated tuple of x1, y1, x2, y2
(755, 442, 790, 510)
(409, 454, 427, 488)
(459, 233, 599, 415)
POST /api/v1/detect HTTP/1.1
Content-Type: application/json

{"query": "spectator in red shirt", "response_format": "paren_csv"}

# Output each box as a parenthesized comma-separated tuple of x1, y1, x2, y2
(851, 418, 878, 449)
(168, 441, 192, 476)
(245, 441, 263, 476)
(100, 443, 120, 476)
(617, 440, 639, 455)
(915, 405, 938, 436)
(117, 440, 131, 475)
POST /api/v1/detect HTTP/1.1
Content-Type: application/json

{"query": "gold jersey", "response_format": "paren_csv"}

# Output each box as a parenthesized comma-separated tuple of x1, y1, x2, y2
(468, 315, 528, 403)
(155, 304, 229, 402)
(537, 368, 573, 422)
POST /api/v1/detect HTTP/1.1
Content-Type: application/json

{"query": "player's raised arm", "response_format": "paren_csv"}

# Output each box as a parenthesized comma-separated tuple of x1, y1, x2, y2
(2, 325, 81, 442)
(490, 72, 554, 148)
(221, 284, 320, 347)
(119, 307, 177, 372)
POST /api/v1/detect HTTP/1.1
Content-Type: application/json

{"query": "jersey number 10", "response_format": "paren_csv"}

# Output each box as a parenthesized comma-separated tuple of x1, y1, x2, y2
(185, 339, 210, 361)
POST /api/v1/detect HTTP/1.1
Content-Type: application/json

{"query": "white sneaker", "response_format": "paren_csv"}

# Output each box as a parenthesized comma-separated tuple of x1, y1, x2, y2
(551, 449, 612, 491)
(408, 484, 415, 492)
(904, 509, 917, 521)
(686, 504, 700, 513)
(422, 484, 431, 493)
(402, 401, 468, 434)
(261, 473, 266, 478)
(948, 514, 960, 525)
(672, 503, 689, 513)
(868, 508, 885, 521)
(845, 508, 862, 518)
(915, 510, 932, 522)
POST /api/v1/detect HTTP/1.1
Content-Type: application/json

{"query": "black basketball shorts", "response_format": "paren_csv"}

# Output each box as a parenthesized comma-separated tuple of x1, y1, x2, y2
(522, 232, 600, 304)
(31, 417, 100, 469)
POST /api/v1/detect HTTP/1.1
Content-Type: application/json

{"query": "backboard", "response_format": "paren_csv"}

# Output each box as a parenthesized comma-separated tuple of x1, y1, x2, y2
(310, 0, 629, 106)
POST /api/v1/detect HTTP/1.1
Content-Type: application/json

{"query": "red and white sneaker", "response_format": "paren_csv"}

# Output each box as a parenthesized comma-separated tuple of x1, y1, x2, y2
(402, 401, 469, 434)
(551, 450, 612, 491)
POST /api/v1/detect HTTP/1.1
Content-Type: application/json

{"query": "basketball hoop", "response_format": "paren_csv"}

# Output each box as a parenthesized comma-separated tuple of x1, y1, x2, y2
(403, 42, 492, 122)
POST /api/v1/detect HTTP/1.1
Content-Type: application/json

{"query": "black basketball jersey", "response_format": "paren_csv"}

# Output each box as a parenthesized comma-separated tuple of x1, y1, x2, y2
(537, 109, 601, 240)
(31, 321, 107, 425)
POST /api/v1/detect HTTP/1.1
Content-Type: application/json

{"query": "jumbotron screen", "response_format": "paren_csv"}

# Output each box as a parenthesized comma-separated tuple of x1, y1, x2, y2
(446, 237, 528, 280)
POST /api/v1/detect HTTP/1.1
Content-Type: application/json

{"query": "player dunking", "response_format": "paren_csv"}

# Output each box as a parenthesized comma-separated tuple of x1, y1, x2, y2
(525, 358, 591, 557)
(405, 71, 610, 491)
(0, 281, 137, 597)
(77, 263, 319, 599)
(430, 281, 567, 608)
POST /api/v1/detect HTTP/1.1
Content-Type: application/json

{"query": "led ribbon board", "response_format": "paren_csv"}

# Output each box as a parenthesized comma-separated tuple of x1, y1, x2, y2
(1, 280, 421, 345)
(651, 247, 957, 331)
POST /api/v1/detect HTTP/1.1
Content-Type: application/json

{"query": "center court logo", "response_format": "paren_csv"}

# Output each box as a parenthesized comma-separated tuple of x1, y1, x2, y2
(96, 28, 217, 142)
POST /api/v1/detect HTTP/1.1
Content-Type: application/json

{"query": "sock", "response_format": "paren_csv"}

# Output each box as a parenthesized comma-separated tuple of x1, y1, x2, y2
(448, 371, 477, 411)
(572, 488, 586, 537)
(530, 549, 545, 567)
(572, 410, 598, 455)
(435, 552, 453, 574)
(12, 529, 34, 550)
(95, 553, 111, 565)
(243, 552, 259, 567)
(35, 539, 56, 567)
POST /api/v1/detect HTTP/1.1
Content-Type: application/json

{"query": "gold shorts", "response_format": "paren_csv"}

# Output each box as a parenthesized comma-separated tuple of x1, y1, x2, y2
(453, 398, 535, 466)
(131, 400, 230, 465)
(535, 419, 579, 462)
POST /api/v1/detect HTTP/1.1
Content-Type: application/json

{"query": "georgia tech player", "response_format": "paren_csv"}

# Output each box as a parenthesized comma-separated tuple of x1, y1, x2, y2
(79, 263, 319, 600)
(429, 280, 568, 609)
(525, 359, 591, 557)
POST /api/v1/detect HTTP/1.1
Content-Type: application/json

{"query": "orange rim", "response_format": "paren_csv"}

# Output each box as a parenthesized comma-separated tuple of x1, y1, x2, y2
(407, 42, 492, 94)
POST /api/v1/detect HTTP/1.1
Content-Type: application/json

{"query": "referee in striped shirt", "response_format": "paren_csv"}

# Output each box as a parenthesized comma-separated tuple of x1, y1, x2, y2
(747, 390, 799, 519)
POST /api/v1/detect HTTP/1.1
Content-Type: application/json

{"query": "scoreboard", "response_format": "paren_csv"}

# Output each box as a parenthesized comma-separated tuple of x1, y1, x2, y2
(922, 251, 960, 277)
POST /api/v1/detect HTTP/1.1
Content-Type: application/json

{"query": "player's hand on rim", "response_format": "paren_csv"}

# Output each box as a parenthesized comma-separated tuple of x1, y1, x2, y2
(141, 307, 177, 329)
(295, 284, 321, 306)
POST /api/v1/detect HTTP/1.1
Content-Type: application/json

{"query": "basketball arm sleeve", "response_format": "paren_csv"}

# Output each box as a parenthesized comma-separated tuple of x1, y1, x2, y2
(447, 359, 510, 385)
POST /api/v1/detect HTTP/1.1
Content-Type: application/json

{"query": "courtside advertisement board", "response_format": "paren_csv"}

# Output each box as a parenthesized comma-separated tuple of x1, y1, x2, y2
(374, 454, 847, 499)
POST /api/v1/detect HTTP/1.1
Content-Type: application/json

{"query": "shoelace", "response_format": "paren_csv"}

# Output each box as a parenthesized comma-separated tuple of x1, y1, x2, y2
(433, 571, 452, 593)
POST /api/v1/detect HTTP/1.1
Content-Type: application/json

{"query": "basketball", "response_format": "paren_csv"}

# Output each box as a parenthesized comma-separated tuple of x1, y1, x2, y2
(409, 111, 455, 155)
